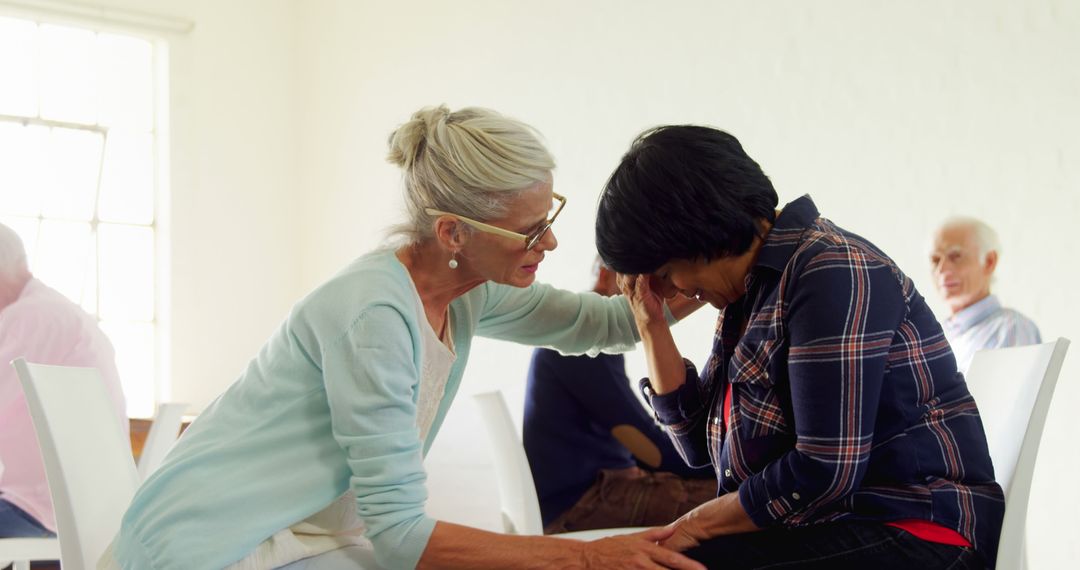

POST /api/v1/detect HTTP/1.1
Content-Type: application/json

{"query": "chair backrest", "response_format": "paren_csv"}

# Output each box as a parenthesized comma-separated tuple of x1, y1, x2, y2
(12, 358, 140, 570)
(472, 390, 544, 535)
(137, 402, 188, 481)
(963, 338, 1069, 570)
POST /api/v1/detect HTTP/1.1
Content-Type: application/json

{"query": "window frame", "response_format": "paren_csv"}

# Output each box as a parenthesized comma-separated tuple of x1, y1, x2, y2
(0, 12, 171, 419)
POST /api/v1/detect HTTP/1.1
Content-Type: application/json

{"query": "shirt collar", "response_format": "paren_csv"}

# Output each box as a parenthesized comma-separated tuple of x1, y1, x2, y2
(753, 194, 820, 274)
(944, 294, 1002, 335)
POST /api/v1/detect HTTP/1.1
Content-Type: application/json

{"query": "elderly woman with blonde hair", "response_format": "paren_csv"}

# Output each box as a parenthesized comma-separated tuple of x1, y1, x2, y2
(101, 106, 705, 570)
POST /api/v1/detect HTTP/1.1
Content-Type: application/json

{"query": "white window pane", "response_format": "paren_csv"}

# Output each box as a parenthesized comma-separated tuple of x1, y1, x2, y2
(0, 17, 38, 116)
(0, 123, 47, 217)
(99, 132, 154, 224)
(97, 33, 153, 131)
(42, 127, 102, 220)
(0, 216, 39, 269)
(98, 224, 153, 321)
(35, 219, 93, 306)
(39, 24, 96, 124)
(100, 320, 154, 418)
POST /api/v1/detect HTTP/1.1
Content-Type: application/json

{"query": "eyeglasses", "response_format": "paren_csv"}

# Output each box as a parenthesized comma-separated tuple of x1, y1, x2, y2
(425, 192, 566, 251)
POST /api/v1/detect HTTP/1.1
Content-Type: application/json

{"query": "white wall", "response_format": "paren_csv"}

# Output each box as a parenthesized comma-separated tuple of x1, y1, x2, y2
(163, 0, 301, 411)
(293, 1, 1079, 567)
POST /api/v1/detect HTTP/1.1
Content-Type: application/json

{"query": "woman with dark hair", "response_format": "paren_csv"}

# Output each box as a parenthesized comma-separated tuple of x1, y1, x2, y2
(595, 126, 1004, 569)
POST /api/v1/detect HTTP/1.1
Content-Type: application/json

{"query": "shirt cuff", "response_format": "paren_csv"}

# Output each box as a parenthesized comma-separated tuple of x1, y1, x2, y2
(371, 514, 438, 570)
(737, 470, 800, 528)
(639, 359, 704, 426)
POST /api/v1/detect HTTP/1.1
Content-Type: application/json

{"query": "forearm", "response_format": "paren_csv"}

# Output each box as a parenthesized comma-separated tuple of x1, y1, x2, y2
(703, 492, 758, 535)
(418, 521, 584, 570)
(640, 322, 687, 395)
(665, 297, 706, 321)
(685, 492, 759, 539)
(640, 356, 713, 467)
(662, 491, 759, 552)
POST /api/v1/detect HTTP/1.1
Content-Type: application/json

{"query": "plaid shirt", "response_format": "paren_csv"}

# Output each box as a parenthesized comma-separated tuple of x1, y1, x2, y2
(646, 195, 1004, 564)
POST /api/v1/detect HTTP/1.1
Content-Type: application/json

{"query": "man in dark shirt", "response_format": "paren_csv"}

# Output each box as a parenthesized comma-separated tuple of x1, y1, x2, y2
(523, 258, 716, 533)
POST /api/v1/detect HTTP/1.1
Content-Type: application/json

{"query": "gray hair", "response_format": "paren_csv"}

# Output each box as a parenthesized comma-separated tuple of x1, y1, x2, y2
(386, 105, 556, 243)
(0, 223, 29, 281)
(940, 216, 1001, 260)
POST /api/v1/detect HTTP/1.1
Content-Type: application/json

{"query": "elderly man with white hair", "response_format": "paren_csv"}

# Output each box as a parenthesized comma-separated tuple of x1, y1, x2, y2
(0, 222, 128, 539)
(929, 216, 1041, 374)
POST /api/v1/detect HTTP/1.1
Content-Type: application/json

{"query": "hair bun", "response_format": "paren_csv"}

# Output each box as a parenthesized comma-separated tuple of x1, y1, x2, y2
(387, 105, 452, 169)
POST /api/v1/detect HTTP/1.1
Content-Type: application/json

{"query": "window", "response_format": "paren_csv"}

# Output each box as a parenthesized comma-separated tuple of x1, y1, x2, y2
(0, 15, 165, 418)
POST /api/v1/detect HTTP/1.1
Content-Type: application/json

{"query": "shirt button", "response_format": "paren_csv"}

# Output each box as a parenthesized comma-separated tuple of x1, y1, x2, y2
(724, 468, 733, 478)
(792, 492, 801, 500)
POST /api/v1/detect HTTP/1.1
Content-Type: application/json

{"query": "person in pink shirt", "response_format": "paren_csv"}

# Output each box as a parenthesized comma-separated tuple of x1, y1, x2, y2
(0, 222, 129, 537)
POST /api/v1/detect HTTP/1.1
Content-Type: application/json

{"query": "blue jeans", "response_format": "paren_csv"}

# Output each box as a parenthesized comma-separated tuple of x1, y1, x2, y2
(0, 498, 55, 538)
(686, 521, 988, 570)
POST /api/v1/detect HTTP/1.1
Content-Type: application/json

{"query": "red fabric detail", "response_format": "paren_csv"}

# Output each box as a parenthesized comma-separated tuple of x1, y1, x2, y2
(886, 519, 972, 547)
(723, 381, 733, 430)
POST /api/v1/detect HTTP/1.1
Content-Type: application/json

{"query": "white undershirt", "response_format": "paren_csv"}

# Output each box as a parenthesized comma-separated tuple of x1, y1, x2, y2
(416, 307, 456, 442)
(220, 283, 457, 570)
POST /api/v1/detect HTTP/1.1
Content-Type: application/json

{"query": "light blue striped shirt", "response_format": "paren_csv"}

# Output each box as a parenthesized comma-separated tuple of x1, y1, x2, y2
(943, 294, 1041, 374)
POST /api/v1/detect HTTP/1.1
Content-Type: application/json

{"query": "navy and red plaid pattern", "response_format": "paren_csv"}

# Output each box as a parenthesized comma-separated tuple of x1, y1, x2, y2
(645, 195, 1004, 565)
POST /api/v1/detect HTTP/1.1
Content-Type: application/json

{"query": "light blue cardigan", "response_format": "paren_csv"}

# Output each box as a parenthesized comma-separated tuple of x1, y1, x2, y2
(111, 249, 646, 569)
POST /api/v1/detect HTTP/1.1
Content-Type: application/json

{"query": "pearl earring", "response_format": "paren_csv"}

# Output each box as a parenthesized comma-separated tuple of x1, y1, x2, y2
(448, 252, 459, 269)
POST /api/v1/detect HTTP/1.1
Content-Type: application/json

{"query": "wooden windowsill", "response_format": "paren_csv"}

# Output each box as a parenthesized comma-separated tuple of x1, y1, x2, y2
(128, 417, 191, 463)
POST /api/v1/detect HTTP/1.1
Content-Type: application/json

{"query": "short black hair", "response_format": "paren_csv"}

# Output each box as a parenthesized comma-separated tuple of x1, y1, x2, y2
(595, 125, 778, 274)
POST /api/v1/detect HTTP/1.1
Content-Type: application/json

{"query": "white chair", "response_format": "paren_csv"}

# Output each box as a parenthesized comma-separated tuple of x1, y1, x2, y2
(136, 402, 188, 481)
(472, 390, 647, 540)
(964, 338, 1070, 570)
(0, 537, 61, 570)
(473, 390, 544, 535)
(12, 358, 140, 570)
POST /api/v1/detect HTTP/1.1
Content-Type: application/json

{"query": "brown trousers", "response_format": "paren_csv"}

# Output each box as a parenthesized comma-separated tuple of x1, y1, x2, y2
(544, 466, 717, 534)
